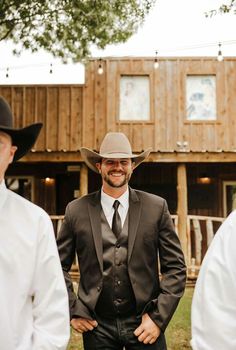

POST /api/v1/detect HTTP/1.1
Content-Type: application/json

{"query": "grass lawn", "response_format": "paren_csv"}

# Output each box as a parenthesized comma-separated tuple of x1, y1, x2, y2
(165, 287, 193, 350)
(67, 287, 193, 350)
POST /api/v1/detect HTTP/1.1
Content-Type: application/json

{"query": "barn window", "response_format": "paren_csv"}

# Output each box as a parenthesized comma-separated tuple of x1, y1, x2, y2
(223, 181, 236, 217)
(186, 75, 216, 121)
(119, 75, 150, 121)
(5, 176, 35, 201)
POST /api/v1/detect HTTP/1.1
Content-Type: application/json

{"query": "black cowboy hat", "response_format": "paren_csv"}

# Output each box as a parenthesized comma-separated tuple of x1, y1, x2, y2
(0, 96, 42, 161)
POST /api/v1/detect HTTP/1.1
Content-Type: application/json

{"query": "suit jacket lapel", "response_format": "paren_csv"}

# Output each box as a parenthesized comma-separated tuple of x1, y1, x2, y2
(88, 191, 103, 272)
(128, 187, 141, 262)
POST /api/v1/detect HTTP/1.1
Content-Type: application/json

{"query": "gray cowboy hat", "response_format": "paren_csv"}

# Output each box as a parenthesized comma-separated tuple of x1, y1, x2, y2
(0, 96, 42, 161)
(80, 132, 151, 173)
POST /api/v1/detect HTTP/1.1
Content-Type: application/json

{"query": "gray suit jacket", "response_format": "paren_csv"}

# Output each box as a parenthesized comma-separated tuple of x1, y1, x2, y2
(57, 187, 186, 331)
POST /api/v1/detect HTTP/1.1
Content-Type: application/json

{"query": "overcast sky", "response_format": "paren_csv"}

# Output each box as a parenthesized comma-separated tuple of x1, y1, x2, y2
(0, 0, 235, 84)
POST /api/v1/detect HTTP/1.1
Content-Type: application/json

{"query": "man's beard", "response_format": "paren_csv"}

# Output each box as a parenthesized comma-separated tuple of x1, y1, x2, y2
(103, 172, 131, 188)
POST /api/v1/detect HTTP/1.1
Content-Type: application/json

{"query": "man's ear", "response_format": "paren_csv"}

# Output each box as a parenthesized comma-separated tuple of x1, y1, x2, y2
(9, 146, 17, 163)
(95, 162, 101, 173)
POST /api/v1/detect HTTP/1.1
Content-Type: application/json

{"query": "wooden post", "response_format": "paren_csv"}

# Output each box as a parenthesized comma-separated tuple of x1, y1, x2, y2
(177, 163, 188, 263)
(192, 218, 202, 266)
(80, 163, 88, 197)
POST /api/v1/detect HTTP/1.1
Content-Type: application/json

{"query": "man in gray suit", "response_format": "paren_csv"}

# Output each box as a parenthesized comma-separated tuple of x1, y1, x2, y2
(57, 132, 186, 350)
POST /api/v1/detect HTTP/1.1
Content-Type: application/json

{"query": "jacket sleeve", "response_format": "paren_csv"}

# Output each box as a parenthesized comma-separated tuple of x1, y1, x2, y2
(31, 211, 70, 350)
(149, 200, 187, 331)
(57, 203, 91, 319)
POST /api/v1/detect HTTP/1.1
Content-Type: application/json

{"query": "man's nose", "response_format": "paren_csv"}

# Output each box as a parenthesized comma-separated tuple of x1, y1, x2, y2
(113, 161, 123, 168)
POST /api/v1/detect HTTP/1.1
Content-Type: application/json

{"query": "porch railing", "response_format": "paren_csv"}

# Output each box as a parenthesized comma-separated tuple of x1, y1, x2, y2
(50, 215, 64, 235)
(50, 214, 225, 279)
(185, 215, 224, 278)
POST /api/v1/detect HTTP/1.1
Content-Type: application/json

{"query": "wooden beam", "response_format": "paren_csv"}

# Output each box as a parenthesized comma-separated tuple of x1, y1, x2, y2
(177, 163, 188, 262)
(21, 151, 82, 162)
(80, 163, 88, 197)
(148, 152, 236, 163)
(20, 151, 236, 163)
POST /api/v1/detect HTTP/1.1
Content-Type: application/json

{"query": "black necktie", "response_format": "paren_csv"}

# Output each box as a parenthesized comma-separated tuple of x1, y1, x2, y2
(112, 200, 122, 238)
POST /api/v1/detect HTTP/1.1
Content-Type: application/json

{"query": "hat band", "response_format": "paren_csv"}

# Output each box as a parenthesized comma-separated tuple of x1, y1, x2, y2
(99, 151, 135, 158)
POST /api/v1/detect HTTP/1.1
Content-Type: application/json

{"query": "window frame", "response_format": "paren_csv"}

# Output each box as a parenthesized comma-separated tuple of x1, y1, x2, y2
(5, 175, 35, 202)
(116, 73, 154, 124)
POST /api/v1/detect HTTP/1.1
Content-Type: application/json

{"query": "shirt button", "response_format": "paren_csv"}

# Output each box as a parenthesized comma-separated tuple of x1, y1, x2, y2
(116, 243, 120, 248)
(117, 280, 121, 285)
(97, 286, 101, 291)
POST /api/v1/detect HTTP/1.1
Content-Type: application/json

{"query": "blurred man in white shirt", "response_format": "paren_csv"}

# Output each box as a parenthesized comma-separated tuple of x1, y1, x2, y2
(191, 211, 236, 350)
(0, 96, 70, 350)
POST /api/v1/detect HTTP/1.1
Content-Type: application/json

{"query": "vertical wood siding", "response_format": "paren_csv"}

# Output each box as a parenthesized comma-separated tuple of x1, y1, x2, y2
(0, 85, 83, 152)
(1, 58, 236, 153)
(84, 57, 236, 153)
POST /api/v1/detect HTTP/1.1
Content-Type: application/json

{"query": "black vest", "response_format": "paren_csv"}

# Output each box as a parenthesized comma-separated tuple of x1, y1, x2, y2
(95, 210, 136, 318)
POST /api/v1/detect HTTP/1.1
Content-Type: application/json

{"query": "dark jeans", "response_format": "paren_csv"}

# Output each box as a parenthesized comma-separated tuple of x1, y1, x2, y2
(82, 313, 167, 350)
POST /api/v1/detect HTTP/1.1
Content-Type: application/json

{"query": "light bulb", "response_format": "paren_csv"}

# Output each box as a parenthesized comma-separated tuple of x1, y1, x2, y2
(153, 51, 159, 69)
(217, 51, 223, 62)
(97, 65, 103, 74)
(154, 59, 159, 69)
(217, 43, 224, 62)
(97, 58, 103, 74)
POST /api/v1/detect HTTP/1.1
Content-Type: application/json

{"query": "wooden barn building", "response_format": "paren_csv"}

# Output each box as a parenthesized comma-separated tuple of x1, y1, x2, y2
(1, 56, 236, 271)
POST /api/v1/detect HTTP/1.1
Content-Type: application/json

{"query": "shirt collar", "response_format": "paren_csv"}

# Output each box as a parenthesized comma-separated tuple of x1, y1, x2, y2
(101, 187, 129, 210)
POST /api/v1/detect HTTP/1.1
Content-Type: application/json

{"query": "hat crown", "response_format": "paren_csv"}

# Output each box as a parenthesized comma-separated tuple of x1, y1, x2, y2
(0, 97, 13, 128)
(99, 132, 132, 156)
(0, 96, 42, 161)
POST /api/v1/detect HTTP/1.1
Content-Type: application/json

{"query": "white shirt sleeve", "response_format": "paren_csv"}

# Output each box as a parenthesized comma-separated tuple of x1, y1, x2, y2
(191, 211, 236, 350)
(31, 212, 70, 350)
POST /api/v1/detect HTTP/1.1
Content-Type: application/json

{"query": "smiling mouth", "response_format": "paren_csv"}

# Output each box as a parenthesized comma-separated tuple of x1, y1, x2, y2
(109, 172, 124, 177)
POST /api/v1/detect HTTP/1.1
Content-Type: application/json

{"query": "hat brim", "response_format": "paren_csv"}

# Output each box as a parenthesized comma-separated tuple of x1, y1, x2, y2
(80, 147, 152, 173)
(0, 123, 43, 161)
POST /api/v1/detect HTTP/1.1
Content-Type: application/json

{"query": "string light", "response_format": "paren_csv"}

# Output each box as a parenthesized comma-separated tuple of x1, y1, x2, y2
(0, 39, 235, 77)
(158, 39, 234, 54)
(97, 58, 103, 75)
(154, 51, 159, 69)
(0, 61, 82, 78)
(217, 42, 224, 62)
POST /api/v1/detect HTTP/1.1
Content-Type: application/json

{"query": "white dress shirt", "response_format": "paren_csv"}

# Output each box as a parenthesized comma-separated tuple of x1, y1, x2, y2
(191, 210, 236, 350)
(100, 188, 129, 228)
(0, 180, 70, 350)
